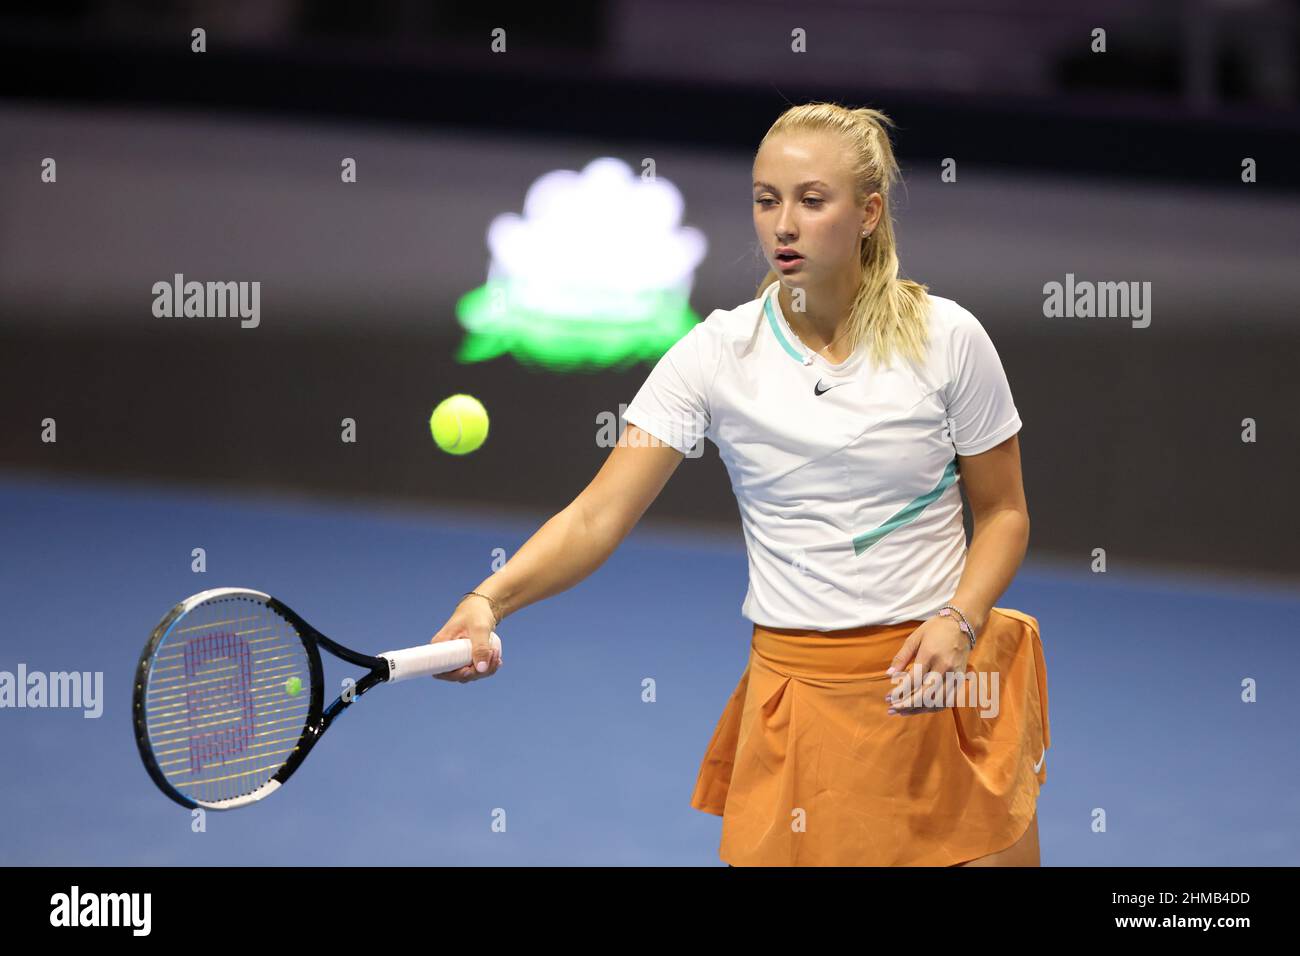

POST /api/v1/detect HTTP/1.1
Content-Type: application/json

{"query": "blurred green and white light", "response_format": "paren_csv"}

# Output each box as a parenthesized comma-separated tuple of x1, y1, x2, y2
(455, 158, 707, 371)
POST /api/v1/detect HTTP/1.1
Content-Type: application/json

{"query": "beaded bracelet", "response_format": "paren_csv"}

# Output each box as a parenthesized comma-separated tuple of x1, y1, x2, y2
(938, 605, 976, 650)
(462, 590, 504, 628)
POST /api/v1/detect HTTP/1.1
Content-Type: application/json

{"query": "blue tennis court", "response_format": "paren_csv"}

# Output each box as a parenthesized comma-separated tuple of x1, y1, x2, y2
(1, 471, 1296, 866)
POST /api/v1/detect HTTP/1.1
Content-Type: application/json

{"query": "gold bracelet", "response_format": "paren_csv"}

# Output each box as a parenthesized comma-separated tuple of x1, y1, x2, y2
(462, 590, 504, 627)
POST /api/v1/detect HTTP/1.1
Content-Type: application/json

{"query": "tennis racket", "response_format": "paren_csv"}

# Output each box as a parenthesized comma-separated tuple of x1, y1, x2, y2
(133, 586, 501, 811)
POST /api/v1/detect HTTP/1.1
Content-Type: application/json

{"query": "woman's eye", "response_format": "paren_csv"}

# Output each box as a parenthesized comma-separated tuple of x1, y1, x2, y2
(803, 197, 824, 207)
(754, 198, 775, 207)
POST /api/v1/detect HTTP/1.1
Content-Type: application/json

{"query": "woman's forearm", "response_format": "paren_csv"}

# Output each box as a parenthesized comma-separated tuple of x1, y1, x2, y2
(469, 500, 621, 623)
(949, 508, 1030, 635)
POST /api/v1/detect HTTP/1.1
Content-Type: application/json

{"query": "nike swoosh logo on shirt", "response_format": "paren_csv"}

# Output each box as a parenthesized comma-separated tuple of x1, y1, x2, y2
(813, 379, 849, 395)
(1033, 747, 1045, 773)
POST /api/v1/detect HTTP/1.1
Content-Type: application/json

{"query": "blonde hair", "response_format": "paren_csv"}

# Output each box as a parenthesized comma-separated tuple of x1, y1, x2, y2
(754, 102, 931, 369)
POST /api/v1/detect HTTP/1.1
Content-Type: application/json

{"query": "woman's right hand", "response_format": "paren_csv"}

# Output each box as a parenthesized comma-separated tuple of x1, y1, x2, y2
(430, 594, 503, 683)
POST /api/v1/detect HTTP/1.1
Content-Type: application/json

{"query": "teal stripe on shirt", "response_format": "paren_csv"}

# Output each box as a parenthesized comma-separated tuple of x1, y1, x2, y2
(852, 457, 959, 556)
(763, 290, 805, 363)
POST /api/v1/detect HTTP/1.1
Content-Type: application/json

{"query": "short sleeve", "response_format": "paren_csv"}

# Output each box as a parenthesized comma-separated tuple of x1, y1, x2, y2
(943, 313, 1022, 456)
(623, 317, 718, 455)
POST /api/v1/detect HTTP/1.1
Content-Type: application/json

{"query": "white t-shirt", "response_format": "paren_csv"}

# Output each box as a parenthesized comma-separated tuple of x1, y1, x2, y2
(622, 280, 1022, 630)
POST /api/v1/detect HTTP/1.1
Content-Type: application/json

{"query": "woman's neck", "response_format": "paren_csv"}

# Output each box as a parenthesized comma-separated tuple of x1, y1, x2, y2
(778, 275, 860, 358)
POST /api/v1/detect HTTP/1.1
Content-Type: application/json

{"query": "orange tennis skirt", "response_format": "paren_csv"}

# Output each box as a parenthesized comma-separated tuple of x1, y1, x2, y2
(690, 607, 1050, 866)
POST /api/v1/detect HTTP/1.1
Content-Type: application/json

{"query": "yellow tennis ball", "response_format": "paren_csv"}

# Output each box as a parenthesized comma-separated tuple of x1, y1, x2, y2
(429, 394, 489, 455)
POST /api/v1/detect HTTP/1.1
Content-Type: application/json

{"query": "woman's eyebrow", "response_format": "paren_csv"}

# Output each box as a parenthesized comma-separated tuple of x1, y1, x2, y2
(753, 179, 832, 192)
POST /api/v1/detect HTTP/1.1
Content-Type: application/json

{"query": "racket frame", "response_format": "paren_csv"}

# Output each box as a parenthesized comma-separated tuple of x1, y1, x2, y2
(133, 587, 389, 812)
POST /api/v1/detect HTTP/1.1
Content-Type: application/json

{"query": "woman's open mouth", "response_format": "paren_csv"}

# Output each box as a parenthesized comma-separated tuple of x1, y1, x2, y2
(776, 252, 805, 271)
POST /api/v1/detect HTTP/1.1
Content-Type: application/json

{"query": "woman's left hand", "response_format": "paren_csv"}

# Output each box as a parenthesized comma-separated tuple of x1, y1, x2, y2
(883, 615, 971, 716)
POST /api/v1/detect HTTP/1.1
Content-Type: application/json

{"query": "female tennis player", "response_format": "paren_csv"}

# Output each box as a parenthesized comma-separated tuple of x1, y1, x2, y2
(430, 102, 1049, 867)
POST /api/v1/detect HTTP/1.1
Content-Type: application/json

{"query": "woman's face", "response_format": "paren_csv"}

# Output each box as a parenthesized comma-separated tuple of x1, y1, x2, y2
(752, 130, 881, 290)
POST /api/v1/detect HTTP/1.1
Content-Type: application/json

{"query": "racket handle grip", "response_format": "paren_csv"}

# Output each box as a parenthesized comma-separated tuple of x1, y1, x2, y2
(380, 632, 503, 682)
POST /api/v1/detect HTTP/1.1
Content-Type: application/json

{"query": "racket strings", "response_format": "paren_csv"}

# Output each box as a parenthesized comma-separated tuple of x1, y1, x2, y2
(143, 595, 313, 806)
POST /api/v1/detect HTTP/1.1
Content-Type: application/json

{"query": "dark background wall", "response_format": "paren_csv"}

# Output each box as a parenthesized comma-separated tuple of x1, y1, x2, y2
(1, 1, 1298, 583)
